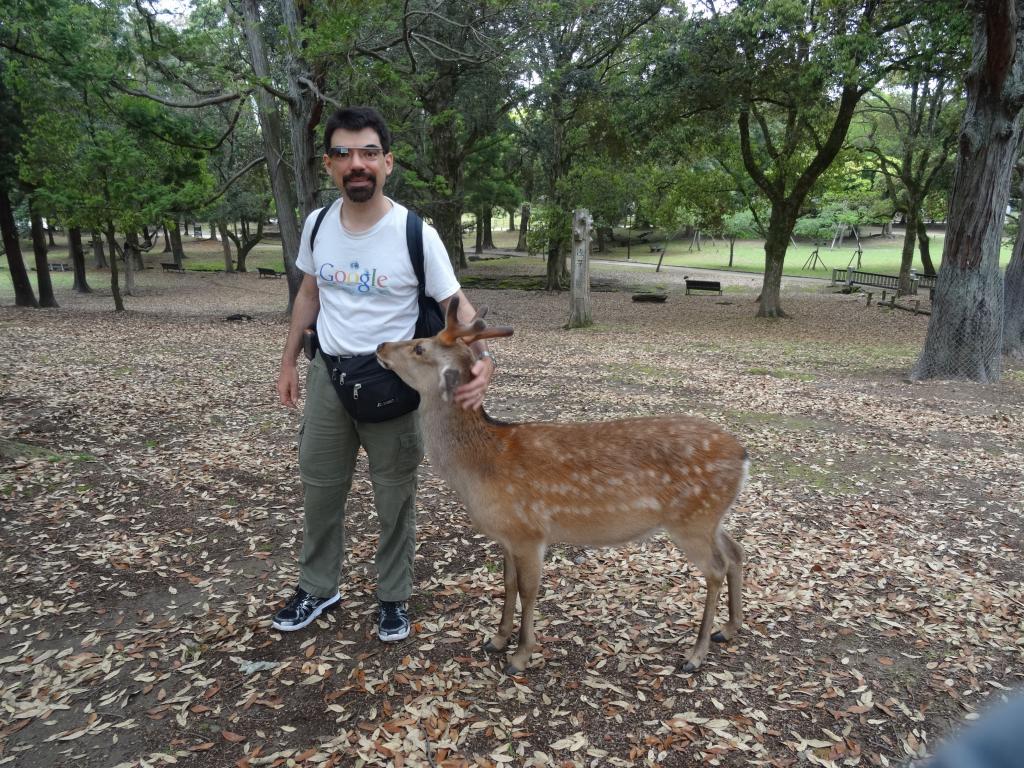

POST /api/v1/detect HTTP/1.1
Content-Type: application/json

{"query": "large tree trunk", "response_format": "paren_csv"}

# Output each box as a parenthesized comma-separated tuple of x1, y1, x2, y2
(91, 229, 107, 268)
(30, 209, 58, 308)
(474, 211, 483, 255)
(917, 220, 936, 275)
(169, 218, 185, 266)
(162, 223, 172, 253)
(0, 186, 38, 307)
(913, 2, 1023, 382)
(516, 203, 530, 251)
(46, 225, 55, 247)
(898, 205, 919, 295)
(240, 0, 303, 308)
(508, 209, 515, 231)
(68, 226, 91, 293)
(104, 222, 125, 312)
(219, 219, 235, 272)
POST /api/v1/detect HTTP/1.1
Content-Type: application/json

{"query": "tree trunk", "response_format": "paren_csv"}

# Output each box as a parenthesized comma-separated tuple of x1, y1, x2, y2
(123, 231, 139, 297)
(483, 207, 495, 249)
(898, 205, 919, 295)
(433, 202, 466, 270)
(913, 2, 1022, 382)
(0, 186, 38, 307)
(91, 229, 107, 268)
(1004, 212, 1024, 359)
(280, 0, 321, 224)
(104, 222, 125, 312)
(236, 219, 263, 272)
(917, 220, 936, 275)
(69, 226, 91, 293)
(169, 218, 185, 266)
(474, 211, 483, 255)
(729, 237, 736, 267)
(756, 206, 798, 318)
(516, 203, 530, 251)
(30, 209, 58, 308)
(545, 236, 569, 291)
(508, 209, 515, 231)
(46, 225, 55, 247)
(162, 223, 172, 252)
(219, 219, 235, 272)
(240, 0, 304, 308)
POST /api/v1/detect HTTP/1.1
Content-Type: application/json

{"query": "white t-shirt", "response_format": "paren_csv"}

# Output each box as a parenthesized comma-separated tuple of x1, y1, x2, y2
(296, 198, 461, 356)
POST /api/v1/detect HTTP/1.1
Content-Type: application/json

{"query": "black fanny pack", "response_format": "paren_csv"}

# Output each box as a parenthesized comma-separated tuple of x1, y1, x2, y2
(322, 351, 420, 423)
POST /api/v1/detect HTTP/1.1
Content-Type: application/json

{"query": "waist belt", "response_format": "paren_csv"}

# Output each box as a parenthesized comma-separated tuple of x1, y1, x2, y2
(320, 350, 367, 365)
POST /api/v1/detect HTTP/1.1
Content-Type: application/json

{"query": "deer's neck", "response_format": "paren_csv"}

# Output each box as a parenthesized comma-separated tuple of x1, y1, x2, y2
(418, 393, 500, 479)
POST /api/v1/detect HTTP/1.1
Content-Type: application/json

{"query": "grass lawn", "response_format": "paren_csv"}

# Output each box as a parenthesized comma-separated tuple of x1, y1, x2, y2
(468, 228, 1016, 279)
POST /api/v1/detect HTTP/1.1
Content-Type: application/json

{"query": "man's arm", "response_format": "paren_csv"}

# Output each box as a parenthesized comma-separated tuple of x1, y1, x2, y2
(439, 290, 496, 411)
(277, 273, 320, 408)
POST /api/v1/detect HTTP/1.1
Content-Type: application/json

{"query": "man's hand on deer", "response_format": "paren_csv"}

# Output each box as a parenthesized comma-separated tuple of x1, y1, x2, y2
(452, 356, 495, 410)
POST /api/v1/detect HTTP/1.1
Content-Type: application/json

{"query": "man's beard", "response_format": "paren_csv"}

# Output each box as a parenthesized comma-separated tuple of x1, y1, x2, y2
(344, 173, 377, 202)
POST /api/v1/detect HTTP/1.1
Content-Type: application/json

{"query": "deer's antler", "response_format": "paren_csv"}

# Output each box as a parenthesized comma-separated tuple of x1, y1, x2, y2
(438, 296, 513, 345)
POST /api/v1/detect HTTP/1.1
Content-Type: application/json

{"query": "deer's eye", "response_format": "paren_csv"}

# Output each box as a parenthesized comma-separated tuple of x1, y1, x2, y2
(414, 344, 424, 355)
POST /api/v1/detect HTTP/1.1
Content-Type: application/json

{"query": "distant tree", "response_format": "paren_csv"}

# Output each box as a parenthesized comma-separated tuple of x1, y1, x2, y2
(663, 0, 948, 317)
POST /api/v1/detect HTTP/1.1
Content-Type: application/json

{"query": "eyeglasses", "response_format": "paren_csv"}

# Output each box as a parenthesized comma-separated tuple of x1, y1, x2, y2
(327, 145, 383, 161)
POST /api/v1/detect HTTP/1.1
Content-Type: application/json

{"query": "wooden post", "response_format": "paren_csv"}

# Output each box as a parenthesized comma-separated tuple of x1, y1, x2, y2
(568, 209, 593, 328)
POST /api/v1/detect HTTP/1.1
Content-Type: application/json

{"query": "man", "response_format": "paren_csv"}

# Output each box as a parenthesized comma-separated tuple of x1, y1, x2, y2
(273, 106, 496, 641)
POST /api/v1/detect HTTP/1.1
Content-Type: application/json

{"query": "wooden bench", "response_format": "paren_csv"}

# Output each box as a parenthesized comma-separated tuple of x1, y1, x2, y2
(649, 244, 665, 253)
(48, 263, 71, 272)
(685, 278, 722, 295)
(257, 267, 283, 279)
(161, 262, 184, 272)
(832, 267, 936, 298)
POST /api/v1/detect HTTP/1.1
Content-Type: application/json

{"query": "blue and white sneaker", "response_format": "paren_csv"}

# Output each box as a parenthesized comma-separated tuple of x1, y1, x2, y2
(271, 587, 340, 631)
(378, 601, 411, 642)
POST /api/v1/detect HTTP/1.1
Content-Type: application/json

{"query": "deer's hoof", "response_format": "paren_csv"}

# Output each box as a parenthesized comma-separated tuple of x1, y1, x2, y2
(679, 660, 701, 674)
(711, 630, 728, 643)
(483, 639, 504, 653)
(503, 662, 524, 675)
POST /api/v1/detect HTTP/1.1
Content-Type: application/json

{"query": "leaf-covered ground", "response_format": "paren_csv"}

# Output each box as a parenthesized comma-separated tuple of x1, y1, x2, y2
(1, 254, 1022, 768)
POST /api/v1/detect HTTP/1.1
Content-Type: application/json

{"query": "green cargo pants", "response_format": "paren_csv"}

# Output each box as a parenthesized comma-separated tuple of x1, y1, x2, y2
(296, 353, 424, 602)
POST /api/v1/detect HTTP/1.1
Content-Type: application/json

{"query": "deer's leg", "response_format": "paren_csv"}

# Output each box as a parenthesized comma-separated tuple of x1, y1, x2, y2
(484, 548, 517, 653)
(711, 529, 743, 644)
(506, 544, 543, 674)
(668, 525, 726, 673)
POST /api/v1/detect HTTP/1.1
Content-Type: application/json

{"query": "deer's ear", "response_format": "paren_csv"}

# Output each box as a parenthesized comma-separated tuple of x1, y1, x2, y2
(441, 367, 461, 402)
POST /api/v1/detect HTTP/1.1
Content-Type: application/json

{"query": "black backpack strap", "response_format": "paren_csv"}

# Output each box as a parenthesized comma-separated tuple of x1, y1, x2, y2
(309, 204, 331, 253)
(406, 210, 426, 294)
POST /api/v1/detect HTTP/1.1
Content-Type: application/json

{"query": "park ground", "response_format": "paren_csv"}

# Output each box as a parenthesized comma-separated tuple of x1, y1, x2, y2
(1, 238, 1023, 767)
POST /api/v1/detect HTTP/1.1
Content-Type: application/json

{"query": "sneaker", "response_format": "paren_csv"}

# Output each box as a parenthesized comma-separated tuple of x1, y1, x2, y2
(271, 587, 340, 632)
(378, 600, 411, 642)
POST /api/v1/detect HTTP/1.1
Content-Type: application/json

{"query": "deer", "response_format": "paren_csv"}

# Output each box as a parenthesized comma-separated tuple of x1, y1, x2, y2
(376, 297, 748, 674)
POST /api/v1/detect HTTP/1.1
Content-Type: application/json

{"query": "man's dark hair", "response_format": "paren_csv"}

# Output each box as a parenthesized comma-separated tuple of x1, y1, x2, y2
(323, 107, 392, 154)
